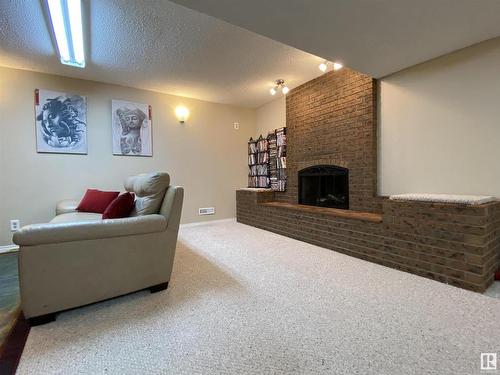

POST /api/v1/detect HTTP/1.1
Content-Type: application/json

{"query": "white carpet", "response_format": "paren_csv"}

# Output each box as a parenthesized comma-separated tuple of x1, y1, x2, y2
(17, 219, 500, 374)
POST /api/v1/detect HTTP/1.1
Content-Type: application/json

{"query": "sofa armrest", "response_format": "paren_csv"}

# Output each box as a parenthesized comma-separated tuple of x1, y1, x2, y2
(56, 199, 80, 215)
(13, 214, 167, 246)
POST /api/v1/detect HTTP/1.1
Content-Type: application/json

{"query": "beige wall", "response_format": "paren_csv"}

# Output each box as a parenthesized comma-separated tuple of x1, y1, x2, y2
(379, 37, 500, 197)
(0, 67, 255, 246)
(256, 96, 285, 137)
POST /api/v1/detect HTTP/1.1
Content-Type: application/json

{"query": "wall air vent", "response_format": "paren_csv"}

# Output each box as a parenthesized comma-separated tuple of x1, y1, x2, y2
(198, 207, 215, 215)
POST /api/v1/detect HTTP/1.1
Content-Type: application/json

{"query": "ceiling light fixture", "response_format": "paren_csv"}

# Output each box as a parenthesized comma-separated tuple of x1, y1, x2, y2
(333, 62, 343, 71)
(47, 0, 85, 68)
(318, 61, 343, 72)
(270, 79, 289, 96)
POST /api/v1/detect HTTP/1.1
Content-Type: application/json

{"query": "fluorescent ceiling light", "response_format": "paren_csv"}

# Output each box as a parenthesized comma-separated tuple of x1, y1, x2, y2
(47, 0, 85, 68)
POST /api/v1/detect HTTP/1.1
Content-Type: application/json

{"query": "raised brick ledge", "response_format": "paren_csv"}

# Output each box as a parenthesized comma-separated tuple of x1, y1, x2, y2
(259, 202, 383, 223)
(237, 189, 500, 292)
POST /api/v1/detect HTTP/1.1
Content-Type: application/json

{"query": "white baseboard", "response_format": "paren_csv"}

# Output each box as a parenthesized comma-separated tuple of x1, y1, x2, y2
(180, 218, 236, 228)
(0, 244, 19, 254)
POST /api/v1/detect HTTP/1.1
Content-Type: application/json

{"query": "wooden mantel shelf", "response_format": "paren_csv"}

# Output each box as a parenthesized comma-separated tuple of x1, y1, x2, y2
(259, 202, 383, 223)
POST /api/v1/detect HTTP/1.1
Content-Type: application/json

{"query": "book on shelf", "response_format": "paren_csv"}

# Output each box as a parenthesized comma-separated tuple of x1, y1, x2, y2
(277, 156, 286, 169)
(256, 136, 268, 152)
(256, 164, 268, 176)
(277, 168, 286, 180)
(248, 154, 256, 165)
(257, 152, 269, 164)
(276, 128, 286, 147)
(248, 141, 257, 154)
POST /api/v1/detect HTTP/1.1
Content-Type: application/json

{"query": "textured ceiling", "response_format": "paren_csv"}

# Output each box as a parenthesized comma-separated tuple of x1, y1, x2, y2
(0, 0, 325, 108)
(170, 0, 500, 78)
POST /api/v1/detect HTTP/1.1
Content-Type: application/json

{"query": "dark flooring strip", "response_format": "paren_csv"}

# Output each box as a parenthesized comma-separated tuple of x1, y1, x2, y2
(0, 312, 30, 375)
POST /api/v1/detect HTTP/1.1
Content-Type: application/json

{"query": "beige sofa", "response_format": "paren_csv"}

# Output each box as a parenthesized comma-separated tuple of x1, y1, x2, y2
(13, 172, 184, 325)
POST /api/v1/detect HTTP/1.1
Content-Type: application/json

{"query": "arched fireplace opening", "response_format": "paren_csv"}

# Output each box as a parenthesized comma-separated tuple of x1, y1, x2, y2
(298, 165, 349, 209)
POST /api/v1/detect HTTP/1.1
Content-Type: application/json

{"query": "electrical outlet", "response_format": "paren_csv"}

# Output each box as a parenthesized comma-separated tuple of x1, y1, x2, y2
(198, 207, 215, 215)
(10, 219, 20, 232)
(233, 122, 239, 130)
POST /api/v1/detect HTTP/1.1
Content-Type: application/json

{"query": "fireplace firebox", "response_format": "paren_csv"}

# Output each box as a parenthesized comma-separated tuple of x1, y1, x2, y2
(298, 165, 349, 209)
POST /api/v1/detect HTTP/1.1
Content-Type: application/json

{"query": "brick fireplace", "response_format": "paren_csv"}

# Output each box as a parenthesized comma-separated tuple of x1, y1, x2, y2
(237, 69, 500, 292)
(275, 68, 378, 212)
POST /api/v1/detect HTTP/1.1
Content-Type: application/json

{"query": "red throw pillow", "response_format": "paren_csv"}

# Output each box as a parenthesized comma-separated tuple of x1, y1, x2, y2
(77, 189, 120, 214)
(102, 192, 135, 219)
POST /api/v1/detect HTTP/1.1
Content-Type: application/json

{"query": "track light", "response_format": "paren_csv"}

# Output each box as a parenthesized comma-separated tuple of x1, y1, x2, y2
(47, 0, 85, 68)
(318, 61, 343, 72)
(269, 79, 289, 96)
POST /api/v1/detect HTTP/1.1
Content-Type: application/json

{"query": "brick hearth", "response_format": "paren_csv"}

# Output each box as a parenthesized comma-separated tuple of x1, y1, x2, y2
(237, 189, 500, 292)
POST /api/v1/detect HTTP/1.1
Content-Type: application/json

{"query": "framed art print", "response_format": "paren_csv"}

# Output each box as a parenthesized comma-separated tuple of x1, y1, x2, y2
(112, 100, 152, 156)
(35, 89, 87, 154)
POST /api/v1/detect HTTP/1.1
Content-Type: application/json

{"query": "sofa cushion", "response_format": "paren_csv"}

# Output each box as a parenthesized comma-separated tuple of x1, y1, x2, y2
(124, 172, 170, 216)
(77, 189, 120, 214)
(50, 212, 102, 224)
(103, 192, 135, 219)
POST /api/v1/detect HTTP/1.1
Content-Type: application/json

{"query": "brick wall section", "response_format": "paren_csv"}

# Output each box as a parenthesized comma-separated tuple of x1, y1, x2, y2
(237, 189, 500, 292)
(383, 199, 498, 290)
(276, 69, 378, 212)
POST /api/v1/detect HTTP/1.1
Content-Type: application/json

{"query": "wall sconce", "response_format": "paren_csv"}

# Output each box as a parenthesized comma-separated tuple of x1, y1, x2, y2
(175, 106, 189, 123)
